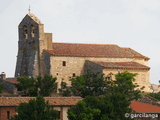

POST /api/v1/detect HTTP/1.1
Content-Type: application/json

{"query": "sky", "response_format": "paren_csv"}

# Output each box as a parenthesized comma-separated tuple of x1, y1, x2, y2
(0, 0, 160, 84)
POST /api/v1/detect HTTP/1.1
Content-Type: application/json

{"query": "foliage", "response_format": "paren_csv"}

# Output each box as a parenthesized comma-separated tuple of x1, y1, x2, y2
(85, 94, 132, 120)
(67, 100, 100, 120)
(148, 92, 160, 100)
(16, 75, 57, 96)
(59, 81, 71, 96)
(16, 76, 36, 95)
(10, 96, 59, 120)
(36, 75, 57, 96)
(60, 70, 107, 98)
(61, 70, 142, 101)
(67, 71, 141, 120)
(107, 71, 142, 101)
(68, 94, 133, 120)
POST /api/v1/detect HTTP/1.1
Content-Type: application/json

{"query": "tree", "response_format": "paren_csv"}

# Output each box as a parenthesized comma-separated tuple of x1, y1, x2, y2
(16, 76, 36, 96)
(60, 70, 107, 98)
(59, 81, 71, 97)
(108, 71, 142, 101)
(10, 96, 59, 120)
(16, 75, 57, 96)
(148, 92, 160, 100)
(67, 71, 141, 120)
(36, 75, 57, 96)
(86, 94, 133, 120)
(61, 70, 142, 101)
(67, 100, 100, 120)
(68, 94, 133, 120)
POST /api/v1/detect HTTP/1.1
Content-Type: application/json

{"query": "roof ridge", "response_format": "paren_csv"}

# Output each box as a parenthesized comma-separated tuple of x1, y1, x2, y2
(52, 42, 118, 46)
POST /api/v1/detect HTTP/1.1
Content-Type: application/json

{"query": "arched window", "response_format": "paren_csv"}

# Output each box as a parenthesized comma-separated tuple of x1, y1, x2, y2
(23, 25, 28, 39)
(31, 25, 35, 38)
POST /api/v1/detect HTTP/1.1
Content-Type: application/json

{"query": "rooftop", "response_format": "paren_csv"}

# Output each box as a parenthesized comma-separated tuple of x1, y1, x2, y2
(0, 97, 82, 106)
(131, 101, 160, 113)
(5, 78, 18, 84)
(90, 61, 150, 70)
(44, 43, 149, 59)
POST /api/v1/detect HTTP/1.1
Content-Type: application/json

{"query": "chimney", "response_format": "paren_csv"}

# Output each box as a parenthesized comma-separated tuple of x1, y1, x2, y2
(1, 72, 6, 80)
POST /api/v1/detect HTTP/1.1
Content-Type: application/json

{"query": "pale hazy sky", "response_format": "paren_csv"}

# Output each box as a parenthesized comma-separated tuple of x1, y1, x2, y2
(0, 0, 160, 84)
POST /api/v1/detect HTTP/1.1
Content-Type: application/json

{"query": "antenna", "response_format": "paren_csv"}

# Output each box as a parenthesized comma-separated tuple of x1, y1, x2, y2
(28, 5, 31, 14)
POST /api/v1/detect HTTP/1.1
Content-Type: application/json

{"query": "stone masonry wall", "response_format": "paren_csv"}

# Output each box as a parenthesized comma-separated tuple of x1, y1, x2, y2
(43, 51, 51, 75)
(103, 68, 151, 92)
(2, 80, 15, 94)
(50, 56, 149, 89)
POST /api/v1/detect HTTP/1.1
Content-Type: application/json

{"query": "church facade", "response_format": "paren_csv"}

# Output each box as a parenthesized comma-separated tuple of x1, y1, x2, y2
(15, 13, 151, 92)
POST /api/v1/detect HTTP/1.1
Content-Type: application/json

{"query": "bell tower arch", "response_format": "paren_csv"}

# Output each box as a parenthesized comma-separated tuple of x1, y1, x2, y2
(15, 13, 47, 77)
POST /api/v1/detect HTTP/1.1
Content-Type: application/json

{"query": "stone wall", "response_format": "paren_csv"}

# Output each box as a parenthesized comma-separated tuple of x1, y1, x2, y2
(15, 14, 53, 77)
(2, 80, 16, 94)
(103, 68, 151, 92)
(83, 60, 103, 74)
(43, 51, 51, 75)
(50, 56, 150, 89)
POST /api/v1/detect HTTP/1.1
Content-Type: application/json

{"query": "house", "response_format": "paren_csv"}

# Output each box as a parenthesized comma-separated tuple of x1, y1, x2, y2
(0, 97, 82, 120)
(130, 101, 160, 120)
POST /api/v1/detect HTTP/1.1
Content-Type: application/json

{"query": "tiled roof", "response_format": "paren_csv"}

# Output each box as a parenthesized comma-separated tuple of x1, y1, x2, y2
(0, 97, 82, 107)
(122, 47, 149, 60)
(131, 101, 160, 113)
(90, 61, 150, 70)
(138, 95, 160, 106)
(5, 78, 18, 84)
(44, 43, 149, 59)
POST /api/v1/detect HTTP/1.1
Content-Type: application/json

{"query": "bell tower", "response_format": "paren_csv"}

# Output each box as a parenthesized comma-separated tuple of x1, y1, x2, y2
(15, 13, 48, 77)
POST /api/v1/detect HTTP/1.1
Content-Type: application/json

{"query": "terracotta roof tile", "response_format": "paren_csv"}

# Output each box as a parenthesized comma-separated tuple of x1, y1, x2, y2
(0, 97, 82, 106)
(5, 78, 18, 84)
(90, 61, 150, 70)
(131, 101, 160, 113)
(122, 47, 150, 60)
(44, 43, 140, 58)
(44, 43, 149, 59)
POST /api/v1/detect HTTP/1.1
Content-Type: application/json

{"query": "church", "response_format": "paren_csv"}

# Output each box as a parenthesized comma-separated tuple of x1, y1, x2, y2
(14, 13, 151, 92)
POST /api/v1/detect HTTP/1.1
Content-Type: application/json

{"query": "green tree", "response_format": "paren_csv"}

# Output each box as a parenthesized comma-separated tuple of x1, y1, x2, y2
(67, 100, 100, 120)
(61, 70, 107, 97)
(16, 75, 57, 96)
(61, 70, 142, 101)
(16, 76, 36, 95)
(67, 71, 141, 120)
(10, 96, 59, 120)
(68, 94, 133, 120)
(148, 92, 160, 100)
(108, 71, 142, 101)
(59, 80, 72, 97)
(36, 75, 57, 96)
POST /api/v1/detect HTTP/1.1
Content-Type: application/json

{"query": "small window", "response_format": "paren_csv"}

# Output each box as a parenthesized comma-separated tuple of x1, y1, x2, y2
(73, 73, 76, 77)
(62, 61, 66, 66)
(23, 25, 28, 39)
(58, 111, 61, 119)
(31, 25, 35, 37)
(56, 73, 58, 75)
(7, 111, 10, 119)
